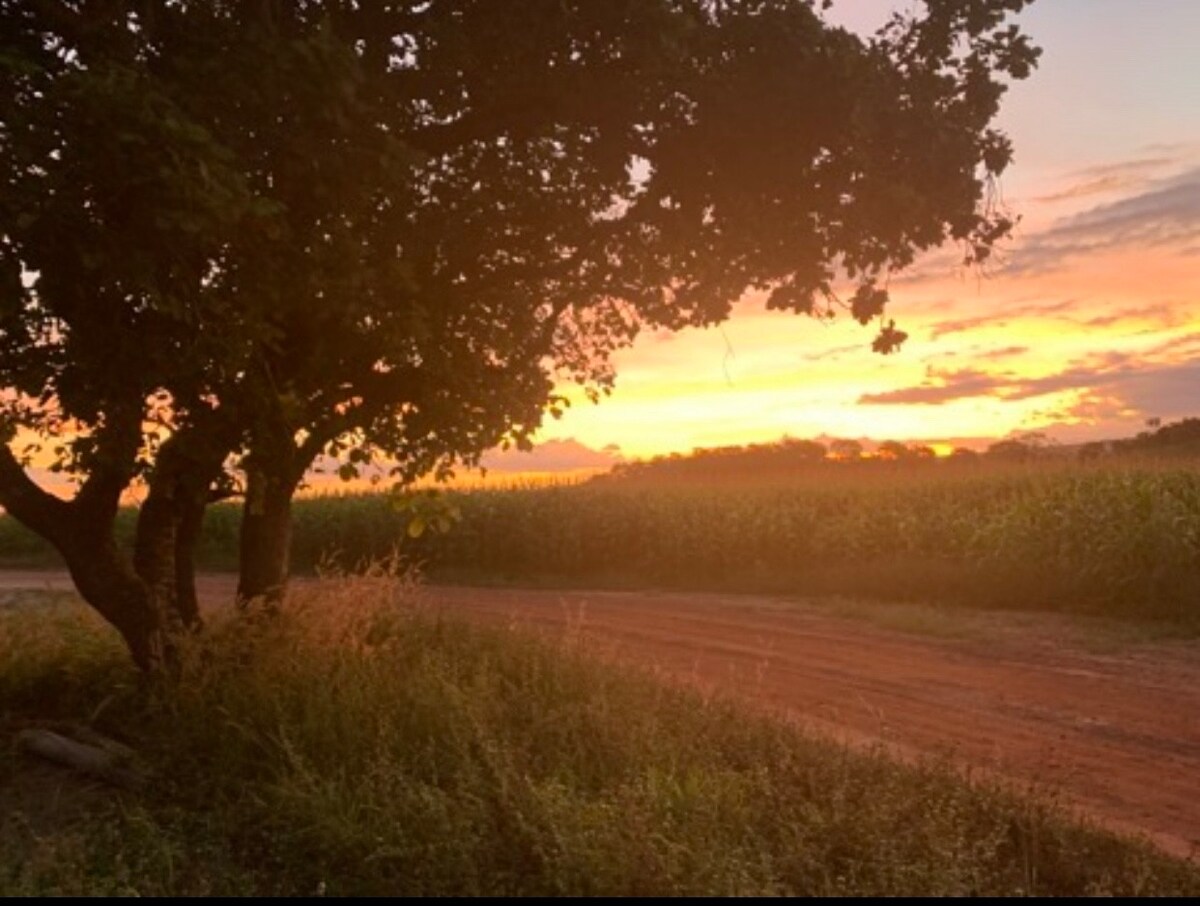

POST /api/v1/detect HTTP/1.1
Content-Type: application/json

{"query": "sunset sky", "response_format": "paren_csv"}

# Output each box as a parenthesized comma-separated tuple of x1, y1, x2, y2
(493, 0, 1200, 474)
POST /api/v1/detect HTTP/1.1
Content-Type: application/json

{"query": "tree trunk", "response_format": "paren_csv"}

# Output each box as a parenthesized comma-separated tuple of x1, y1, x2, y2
(237, 463, 297, 608)
(135, 472, 210, 633)
(174, 493, 207, 630)
(1, 437, 171, 672)
(134, 483, 181, 630)
(134, 425, 230, 633)
(60, 531, 171, 673)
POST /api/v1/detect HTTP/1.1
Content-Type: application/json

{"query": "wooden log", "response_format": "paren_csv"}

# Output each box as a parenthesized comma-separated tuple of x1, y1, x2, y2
(15, 728, 145, 791)
(47, 721, 137, 761)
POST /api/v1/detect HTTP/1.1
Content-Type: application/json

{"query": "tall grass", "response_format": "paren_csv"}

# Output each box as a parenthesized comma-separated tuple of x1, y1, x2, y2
(2, 578, 1197, 895)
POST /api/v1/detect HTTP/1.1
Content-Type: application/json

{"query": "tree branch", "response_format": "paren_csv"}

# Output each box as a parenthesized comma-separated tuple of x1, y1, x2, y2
(0, 442, 72, 549)
(73, 411, 142, 523)
(296, 366, 425, 468)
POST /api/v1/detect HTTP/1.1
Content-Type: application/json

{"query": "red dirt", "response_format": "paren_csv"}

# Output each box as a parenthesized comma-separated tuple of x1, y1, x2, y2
(416, 584, 1200, 861)
(3, 571, 1198, 859)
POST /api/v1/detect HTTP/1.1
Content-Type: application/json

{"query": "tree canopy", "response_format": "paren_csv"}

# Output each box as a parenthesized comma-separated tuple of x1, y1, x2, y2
(0, 0, 1039, 668)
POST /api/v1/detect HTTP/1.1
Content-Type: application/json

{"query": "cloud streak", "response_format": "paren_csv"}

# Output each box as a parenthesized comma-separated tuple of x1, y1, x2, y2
(859, 367, 1009, 405)
(975, 345, 1030, 360)
(859, 339, 1200, 423)
(1033, 156, 1176, 204)
(926, 299, 1080, 339)
(802, 342, 863, 361)
(1011, 167, 1200, 275)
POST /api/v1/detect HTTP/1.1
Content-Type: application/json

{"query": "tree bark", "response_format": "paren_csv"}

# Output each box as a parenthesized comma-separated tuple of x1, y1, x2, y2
(174, 492, 207, 630)
(133, 482, 181, 629)
(61, 530, 171, 673)
(135, 466, 212, 633)
(237, 460, 299, 608)
(133, 421, 233, 633)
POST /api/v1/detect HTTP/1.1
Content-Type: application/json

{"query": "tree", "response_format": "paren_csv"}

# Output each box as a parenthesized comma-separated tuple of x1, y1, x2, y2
(876, 440, 911, 461)
(986, 431, 1057, 462)
(778, 439, 828, 464)
(1133, 417, 1200, 451)
(829, 439, 865, 462)
(0, 0, 1040, 669)
(985, 439, 1028, 461)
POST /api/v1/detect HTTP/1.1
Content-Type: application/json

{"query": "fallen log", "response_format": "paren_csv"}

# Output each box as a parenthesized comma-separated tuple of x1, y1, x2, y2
(15, 728, 146, 791)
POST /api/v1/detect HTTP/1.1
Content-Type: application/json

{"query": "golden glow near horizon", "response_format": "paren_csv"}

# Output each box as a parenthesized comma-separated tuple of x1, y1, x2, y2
(523, 1, 1200, 467)
(532, 213, 1200, 461)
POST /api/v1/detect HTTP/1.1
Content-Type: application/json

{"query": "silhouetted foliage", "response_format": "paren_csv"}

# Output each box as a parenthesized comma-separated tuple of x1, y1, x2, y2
(0, 0, 1040, 666)
(605, 437, 833, 484)
(1077, 418, 1200, 461)
(829, 439, 866, 462)
(985, 432, 1058, 462)
(599, 435, 957, 486)
(1128, 418, 1200, 453)
(876, 441, 910, 461)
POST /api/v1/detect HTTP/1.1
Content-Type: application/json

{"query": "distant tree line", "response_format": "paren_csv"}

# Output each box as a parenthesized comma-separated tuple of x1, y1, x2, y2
(599, 418, 1200, 484)
(1078, 418, 1200, 460)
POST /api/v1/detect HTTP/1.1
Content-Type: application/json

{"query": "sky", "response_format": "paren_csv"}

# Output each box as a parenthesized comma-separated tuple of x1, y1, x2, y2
(503, 0, 1200, 474)
(10, 2, 1199, 493)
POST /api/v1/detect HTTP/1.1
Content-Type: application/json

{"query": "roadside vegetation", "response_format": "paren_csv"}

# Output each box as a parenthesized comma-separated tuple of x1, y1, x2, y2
(4, 453, 1198, 626)
(2, 578, 1197, 896)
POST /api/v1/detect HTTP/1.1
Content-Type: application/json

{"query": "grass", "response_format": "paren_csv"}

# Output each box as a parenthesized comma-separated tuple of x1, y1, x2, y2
(2, 577, 1199, 896)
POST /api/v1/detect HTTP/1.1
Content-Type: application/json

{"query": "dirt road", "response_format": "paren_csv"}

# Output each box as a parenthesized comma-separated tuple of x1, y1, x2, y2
(3, 571, 1198, 859)
(419, 585, 1200, 861)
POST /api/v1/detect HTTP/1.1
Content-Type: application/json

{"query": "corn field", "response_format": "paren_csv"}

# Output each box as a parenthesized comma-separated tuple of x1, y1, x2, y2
(280, 463, 1200, 621)
(2, 462, 1198, 622)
